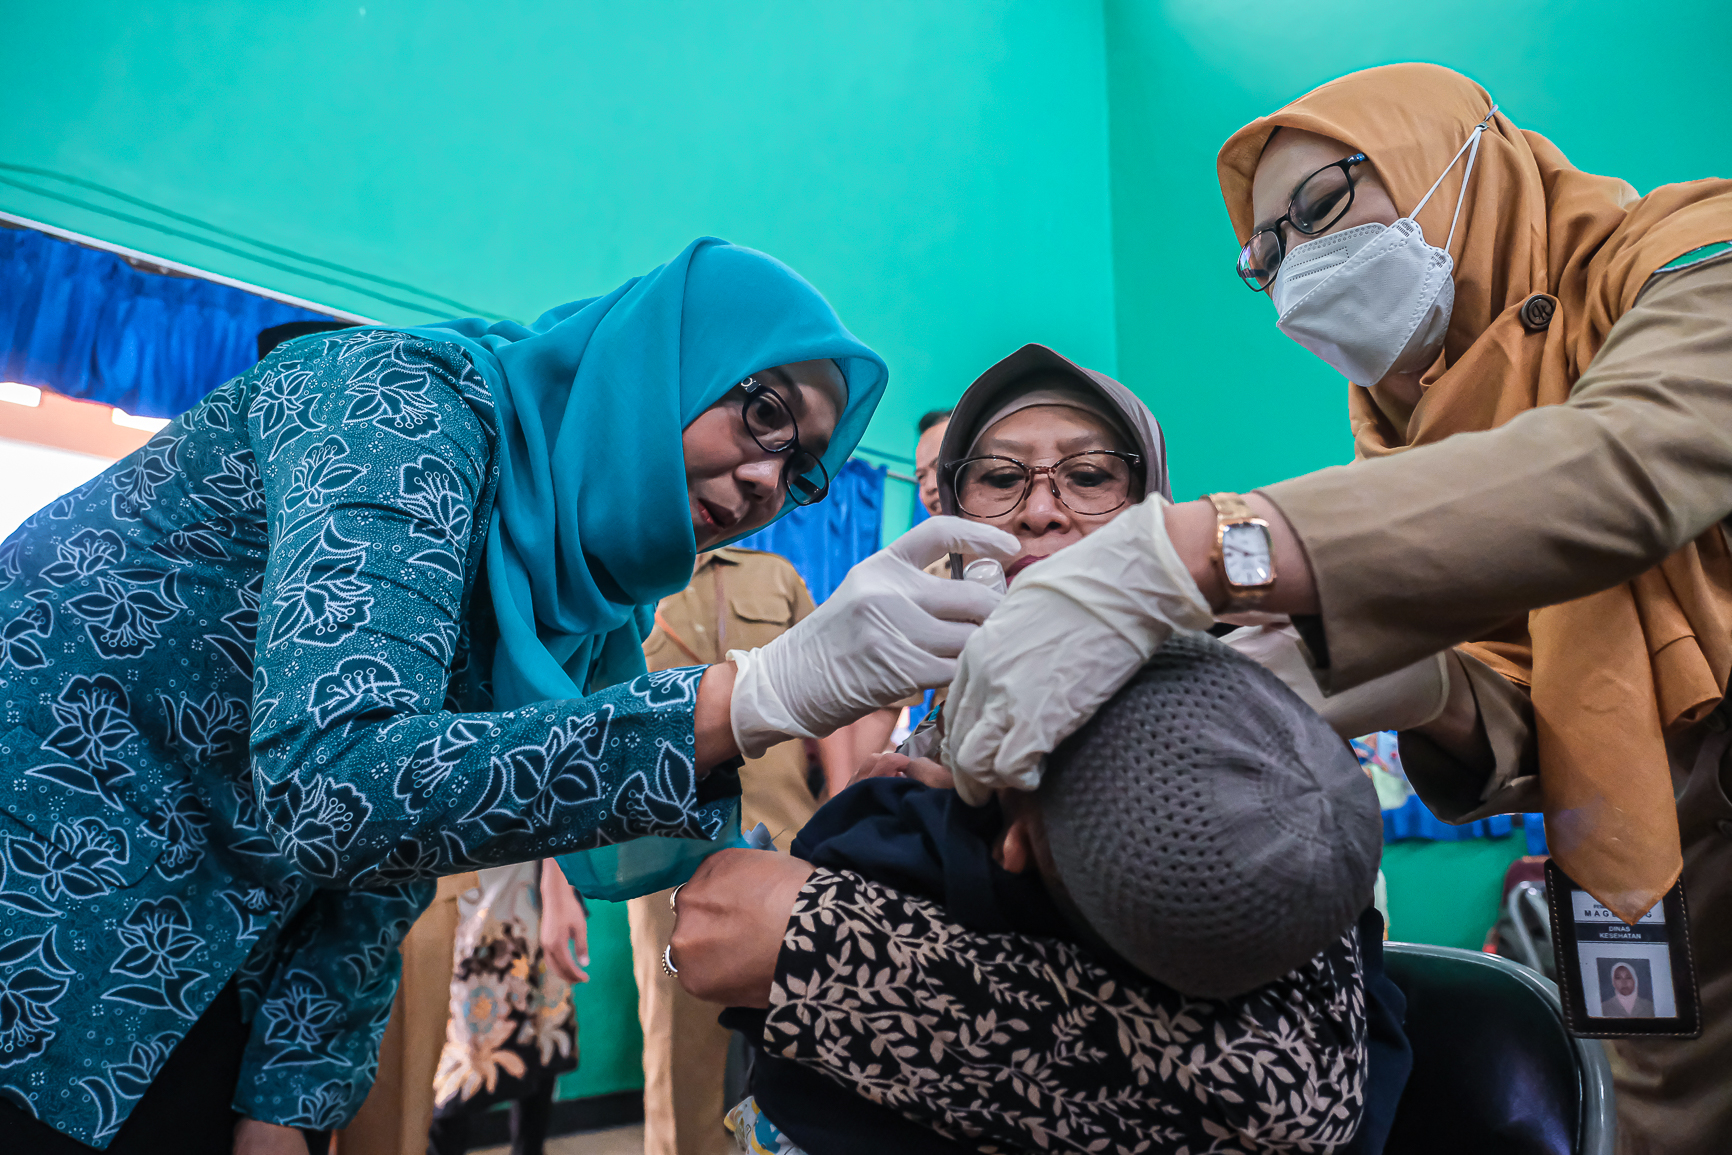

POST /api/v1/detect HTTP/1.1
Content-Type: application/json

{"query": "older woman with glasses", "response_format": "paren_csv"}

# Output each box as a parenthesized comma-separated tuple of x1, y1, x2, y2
(0, 237, 1026, 1155)
(937, 344, 1158, 585)
(665, 345, 1406, 1155)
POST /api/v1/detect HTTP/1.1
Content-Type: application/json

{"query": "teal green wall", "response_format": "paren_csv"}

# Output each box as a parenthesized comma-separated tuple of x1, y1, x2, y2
(1382, 836, 1531, 951)
(1103, 0, 1732, 500)
(557, 900, 642, 1099)
(1, 0, 1119, 492)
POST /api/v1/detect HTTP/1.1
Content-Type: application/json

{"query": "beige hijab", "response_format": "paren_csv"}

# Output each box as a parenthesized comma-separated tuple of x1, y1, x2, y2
(1219, 63, 1732, 922)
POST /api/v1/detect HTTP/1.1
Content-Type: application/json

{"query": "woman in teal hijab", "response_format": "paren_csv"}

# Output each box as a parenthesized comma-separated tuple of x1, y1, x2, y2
(448, 237, 889, 706)
(0, 237, 1014, 1154)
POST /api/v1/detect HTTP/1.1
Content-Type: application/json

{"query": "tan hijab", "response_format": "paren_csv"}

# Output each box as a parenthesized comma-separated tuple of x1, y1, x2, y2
(1219, 63, 1732, 922)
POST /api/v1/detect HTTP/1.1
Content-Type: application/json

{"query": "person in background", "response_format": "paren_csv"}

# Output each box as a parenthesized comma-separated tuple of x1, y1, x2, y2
(866, 408, 957, 755)
(426, 859, 589, 1155)
(630, 547, 859, 1155)
(891, 352, 1167, 743)
(912, 408, 950, 518)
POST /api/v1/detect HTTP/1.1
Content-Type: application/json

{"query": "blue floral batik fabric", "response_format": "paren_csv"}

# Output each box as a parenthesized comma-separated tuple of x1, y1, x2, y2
(0, 331, 730, 1146)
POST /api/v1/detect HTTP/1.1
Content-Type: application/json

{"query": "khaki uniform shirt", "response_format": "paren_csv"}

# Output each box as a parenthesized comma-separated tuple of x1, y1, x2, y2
(642, 547, 818, 850)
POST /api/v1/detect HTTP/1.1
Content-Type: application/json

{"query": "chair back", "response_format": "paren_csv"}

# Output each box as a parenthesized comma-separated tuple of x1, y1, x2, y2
(1383, 942, 1614, 1155)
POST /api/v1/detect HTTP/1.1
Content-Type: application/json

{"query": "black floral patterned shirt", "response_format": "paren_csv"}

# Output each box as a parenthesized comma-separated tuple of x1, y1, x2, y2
(760, 868, 1368, 1154)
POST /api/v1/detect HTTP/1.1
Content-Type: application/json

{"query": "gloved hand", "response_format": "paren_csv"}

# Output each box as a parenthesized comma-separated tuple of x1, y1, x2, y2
(1220, 622, 1450, 738)
(728, 516, 1020, 758)
(942, 496, 1213, 804)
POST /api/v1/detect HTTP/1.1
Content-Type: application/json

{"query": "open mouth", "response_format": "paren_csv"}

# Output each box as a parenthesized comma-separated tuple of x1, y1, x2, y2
(1004, 554, 1046, 582)
(697, 499, 738, 532)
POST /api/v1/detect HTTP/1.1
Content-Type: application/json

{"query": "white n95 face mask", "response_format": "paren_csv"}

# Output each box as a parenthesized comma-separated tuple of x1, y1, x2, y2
(1270, 107, 1496, 387)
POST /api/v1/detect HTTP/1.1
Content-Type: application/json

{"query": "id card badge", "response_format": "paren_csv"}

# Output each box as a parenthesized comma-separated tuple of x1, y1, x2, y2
(1544, 859, 1702, 1039)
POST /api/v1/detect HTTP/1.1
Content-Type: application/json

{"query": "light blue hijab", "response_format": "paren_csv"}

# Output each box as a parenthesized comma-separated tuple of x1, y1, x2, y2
(409, 237, 887, 708)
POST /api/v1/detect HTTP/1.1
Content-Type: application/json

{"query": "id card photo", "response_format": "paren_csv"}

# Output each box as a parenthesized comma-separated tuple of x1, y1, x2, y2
(1569, 891, 1676, 1019)
(1545, 860, 1700, 1038)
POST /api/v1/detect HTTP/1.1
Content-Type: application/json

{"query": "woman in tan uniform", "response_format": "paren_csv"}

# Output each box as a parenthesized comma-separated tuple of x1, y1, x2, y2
(941, 63, 1732, 1155)
(633, 546, 825, 1155)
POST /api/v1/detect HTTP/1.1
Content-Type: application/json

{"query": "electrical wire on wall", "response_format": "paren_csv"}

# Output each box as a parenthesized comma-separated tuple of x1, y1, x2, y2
(0, 162, 488, 318)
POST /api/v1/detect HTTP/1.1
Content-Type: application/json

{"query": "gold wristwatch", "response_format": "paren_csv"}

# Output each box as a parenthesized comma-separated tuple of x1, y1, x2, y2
(1206, 493, 1275, 611)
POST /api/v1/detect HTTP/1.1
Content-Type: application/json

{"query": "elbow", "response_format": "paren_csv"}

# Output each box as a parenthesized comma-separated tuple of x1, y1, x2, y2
(251, 743, 386, 885)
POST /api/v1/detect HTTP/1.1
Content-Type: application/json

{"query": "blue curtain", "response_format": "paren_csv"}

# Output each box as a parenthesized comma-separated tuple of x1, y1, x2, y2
(0, 225, 333, 418)
(1353, 731, 1548, 854)
(1381, 798, 1549, 856)
(736, 457, 884, 602)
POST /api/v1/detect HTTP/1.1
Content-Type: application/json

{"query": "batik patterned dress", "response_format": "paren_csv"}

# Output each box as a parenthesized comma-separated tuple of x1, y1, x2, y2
(433, 862, 579, 1107)
(0, 331, 732, 1146)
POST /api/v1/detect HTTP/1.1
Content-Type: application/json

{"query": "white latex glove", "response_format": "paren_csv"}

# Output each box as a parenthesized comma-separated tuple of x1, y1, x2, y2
(942, 497, 1213, 804)
(1220, 622, 1450, 738)
(728, 516, 1020, 758)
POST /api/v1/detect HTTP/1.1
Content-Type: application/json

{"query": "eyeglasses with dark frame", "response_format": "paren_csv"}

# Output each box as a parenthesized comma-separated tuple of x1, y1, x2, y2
(739, 377, 830, 506)
(946, 450, 1144, 519)
(1236, 152, 1369, 292)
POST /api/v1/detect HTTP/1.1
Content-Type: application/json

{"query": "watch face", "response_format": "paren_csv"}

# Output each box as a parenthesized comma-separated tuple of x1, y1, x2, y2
(1221, 522, 1272, 587)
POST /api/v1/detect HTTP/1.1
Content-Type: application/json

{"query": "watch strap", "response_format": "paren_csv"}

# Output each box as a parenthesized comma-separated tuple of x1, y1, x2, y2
(1206, 491, 1256, 522)
(1206, 491, 1274, 611)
